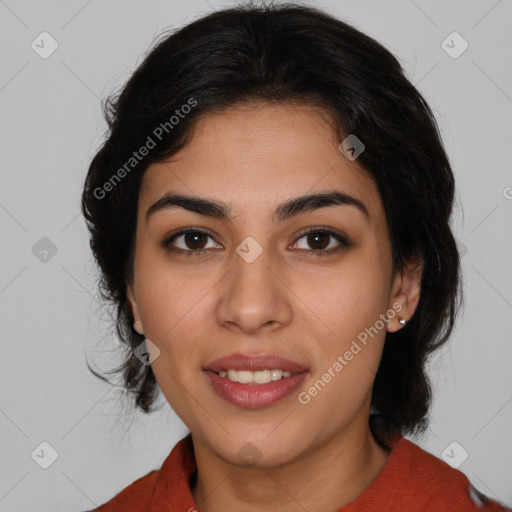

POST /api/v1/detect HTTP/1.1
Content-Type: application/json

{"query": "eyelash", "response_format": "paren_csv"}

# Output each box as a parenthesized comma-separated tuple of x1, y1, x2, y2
(160, 227, 351, 258)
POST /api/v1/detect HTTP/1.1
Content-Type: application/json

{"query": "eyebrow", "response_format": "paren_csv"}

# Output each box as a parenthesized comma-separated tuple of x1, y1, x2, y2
(146, 190, 370, 224)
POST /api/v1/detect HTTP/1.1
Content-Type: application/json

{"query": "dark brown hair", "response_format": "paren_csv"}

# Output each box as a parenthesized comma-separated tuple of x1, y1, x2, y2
(81, 1, 463, 443)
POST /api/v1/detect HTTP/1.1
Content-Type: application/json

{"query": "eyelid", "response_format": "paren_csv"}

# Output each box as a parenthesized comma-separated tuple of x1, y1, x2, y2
(291, 226, 351, 255)
(293, 225, 350, 244)
(161, 226, 351, 256)
(161, 227, 221, 253)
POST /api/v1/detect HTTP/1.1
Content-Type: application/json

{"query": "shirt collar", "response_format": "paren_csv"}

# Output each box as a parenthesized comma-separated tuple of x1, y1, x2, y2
(147, 433, 198, 511)
(146, 430, 404, 511)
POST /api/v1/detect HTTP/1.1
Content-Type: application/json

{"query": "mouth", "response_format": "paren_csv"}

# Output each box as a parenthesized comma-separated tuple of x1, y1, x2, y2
(203, 353, 309, 408)
(204, 352, 308, 374)
(213, 368, 297, 385)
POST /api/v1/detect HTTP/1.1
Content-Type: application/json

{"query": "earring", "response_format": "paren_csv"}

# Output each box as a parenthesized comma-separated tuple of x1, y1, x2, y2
(398, 317, 407, 327)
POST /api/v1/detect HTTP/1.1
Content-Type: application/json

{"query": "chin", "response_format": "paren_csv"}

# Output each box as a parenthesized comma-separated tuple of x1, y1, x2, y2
(217, 428, 307, 468)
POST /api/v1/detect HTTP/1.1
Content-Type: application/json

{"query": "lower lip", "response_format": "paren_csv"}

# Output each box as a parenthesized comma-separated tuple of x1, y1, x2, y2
(205, 371, 308, 409)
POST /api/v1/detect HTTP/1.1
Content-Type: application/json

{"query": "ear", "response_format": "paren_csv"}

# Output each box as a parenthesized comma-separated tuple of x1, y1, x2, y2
(127, 285, 144, 336)
(387, 256, 423, 333)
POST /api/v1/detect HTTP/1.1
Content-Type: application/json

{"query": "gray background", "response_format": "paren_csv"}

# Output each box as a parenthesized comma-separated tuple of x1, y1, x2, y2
(1, 0, 511, 510)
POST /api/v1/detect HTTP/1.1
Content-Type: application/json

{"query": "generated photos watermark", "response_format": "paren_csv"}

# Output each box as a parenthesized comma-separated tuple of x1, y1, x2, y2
(298, 301, 403, 405)
(93, 97, 198, 200)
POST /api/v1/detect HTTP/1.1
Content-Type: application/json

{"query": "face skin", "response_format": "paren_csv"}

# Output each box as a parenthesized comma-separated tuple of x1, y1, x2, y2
(127, 102, 423, 512)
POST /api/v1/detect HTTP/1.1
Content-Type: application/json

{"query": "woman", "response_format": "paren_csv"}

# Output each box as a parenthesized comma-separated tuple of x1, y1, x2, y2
(81, 2, 510, 511)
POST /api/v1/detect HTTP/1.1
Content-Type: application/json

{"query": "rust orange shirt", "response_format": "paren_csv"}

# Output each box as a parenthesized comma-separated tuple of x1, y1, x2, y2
(91, 433, 510, 511)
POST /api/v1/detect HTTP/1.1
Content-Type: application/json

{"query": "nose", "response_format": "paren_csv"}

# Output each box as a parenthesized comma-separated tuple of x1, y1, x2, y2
(215, 243, 293, 335)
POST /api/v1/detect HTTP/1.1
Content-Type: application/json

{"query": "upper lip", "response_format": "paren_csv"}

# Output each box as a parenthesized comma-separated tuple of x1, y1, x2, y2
(204, 353, 308, 373)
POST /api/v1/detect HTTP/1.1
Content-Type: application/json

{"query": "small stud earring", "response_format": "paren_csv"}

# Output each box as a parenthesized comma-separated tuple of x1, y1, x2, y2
(398, 317, 407, 327)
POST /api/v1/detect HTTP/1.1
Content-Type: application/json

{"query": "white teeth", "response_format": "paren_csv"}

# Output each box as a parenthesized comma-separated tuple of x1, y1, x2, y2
(237, 370, 253, 384)
(253, 369, 271, 383)
(217, 369, 295, 384)
(271, 369, 283, 381)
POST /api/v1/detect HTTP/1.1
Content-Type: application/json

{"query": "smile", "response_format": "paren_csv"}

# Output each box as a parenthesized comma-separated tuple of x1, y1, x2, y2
(203, 352, 309, 408)
(217, 369, 294, 384)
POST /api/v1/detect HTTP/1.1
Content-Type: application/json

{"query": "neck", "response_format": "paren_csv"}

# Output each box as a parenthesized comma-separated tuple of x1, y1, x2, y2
(191, 418, 391, 512)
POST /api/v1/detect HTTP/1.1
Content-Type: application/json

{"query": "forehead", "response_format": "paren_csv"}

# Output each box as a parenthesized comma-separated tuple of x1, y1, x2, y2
(139, 102, 384, 225)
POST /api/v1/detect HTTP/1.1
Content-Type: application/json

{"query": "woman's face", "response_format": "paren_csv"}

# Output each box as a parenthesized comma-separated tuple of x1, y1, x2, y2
(128, 102, 419, 466)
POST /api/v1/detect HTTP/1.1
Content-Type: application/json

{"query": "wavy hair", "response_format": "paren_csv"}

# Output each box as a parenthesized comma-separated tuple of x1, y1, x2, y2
(81, 1, 463, 444)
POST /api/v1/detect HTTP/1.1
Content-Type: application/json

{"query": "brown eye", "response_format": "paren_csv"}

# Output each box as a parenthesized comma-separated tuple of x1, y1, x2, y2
(305, 232, 330, 250)
(292, 229, 350, 255)
(180, 232, 209, 250)
(162, 228, 221, 256)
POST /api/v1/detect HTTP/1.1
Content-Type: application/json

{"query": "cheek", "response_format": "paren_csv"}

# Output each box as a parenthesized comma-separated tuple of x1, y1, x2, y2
(298, 249, 390, 386)
(138, 284, 208, 354)
(134, 265, 208, 413)
(134, 248, 206, 333)
(299, 273, 388, 417)
(307, 254, 390, 335)
(133, 257, 217, 387)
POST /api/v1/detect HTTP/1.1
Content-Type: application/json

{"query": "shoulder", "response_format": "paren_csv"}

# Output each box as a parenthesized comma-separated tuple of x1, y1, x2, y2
(390, 437, 509, 511)
(91, 469, 159, 511)
(87, 434, 196, 511)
